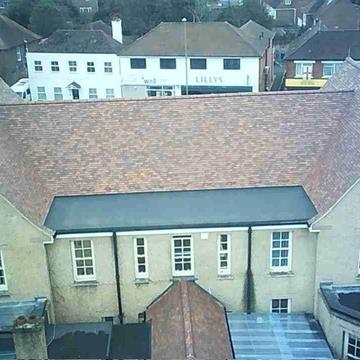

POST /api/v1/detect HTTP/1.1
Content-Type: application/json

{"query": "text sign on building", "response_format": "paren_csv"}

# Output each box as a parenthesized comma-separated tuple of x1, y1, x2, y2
(195, 76, 223, 84)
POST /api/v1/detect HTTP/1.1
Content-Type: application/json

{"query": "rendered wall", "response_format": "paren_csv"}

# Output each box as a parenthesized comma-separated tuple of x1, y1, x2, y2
(313, 180, 360, 312)
(0, 195, 53, 316)
(317, 292, 360, 358)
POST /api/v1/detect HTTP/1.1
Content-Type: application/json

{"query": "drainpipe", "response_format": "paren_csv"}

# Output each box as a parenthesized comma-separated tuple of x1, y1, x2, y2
(246, 226, 253, 314)
(112, 232, 123, 324)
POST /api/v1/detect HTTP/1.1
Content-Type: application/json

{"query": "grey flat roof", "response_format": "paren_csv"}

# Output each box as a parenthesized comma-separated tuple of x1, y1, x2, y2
(44, 186, 317, 234)
(228, 313, 333, 359)
(320, 283, 360, 322)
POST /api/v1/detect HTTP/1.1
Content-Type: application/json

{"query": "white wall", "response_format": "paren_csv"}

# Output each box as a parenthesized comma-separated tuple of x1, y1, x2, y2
(120, 56, 260, 92)
(27, 53, 121, 101)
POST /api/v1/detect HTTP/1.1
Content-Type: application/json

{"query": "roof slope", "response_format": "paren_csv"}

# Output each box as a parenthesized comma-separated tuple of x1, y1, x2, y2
(29, 29, 124, 54)
(0, 87, 354, 224)
(45, 186, 317, 233)
(285, 30, 360, 60)
(119, 21, 267, 57)
(0, 77, 20, 104)
(146, 281, 233, 360)
(0, 15, 40, 50)
(304, 58, 360, 217)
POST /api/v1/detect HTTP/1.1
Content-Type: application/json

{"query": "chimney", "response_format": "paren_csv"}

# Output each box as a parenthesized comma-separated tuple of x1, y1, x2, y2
(112, 17, 123, 44)
(13, 315, 48, 360)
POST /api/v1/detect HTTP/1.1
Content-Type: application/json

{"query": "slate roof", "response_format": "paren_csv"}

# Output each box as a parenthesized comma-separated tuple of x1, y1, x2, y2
(119, 21, 271, 57)
(45, 186, 317, 233)
(0, 78, 357, 225)
(146, 281, 233, 360)
(320, 283, 360, 323)
(0, 15, 40, 50)
(0, 77, 20, 104)
(285, 30, 360, 60)
(29, 29, 124, 54)
(0, 298, 47, 332)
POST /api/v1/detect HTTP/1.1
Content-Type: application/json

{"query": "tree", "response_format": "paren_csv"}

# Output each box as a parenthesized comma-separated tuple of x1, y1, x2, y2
(29, 0, 66, 36)
(6, 0, 38, 27)
(217, 0, 274, 29)
(176, 0, 211, 22)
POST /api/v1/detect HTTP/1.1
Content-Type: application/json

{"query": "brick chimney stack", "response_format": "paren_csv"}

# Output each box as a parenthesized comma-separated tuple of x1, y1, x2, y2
(13, 315, 48, 360)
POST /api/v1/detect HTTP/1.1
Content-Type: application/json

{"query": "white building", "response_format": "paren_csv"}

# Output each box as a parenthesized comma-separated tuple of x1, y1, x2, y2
(27, 19, 275, 101)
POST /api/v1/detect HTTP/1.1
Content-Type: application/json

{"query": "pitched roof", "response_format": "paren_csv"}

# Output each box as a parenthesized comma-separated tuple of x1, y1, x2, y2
(285, 30, 360, 60)
(0, 77, 20, 104)
(119, 21, 270, 57)
(0, 15, 40, 50)
(146, 281, 233, 360)
(0, 84, 356, 224)
(45, 186, 317, 233)
(305, 58, 360, 217)
(29, 29, 124, 54)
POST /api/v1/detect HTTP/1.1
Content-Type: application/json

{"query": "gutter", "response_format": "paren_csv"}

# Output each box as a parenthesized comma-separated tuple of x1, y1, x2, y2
(246, 226, 253, 314)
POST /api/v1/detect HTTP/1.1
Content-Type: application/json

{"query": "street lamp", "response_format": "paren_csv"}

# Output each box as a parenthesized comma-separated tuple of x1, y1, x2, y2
(182, 17, 189, 95)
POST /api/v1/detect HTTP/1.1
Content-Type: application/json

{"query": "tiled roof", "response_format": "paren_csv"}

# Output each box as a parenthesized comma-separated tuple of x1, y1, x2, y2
(119, 21, 270, 57)
(29, 29, 124, 54)
(0, 15, 40, 50)
(146, 281, 233, 359)
(285, 30, 360, 60)
(304, 58, 360, 218)
(0, 81, 356, 224)
(0, 77, 20, 104)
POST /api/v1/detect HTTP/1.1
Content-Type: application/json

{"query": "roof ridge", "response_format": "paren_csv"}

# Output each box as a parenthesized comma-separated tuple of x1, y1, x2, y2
(0, 89, 353, 107)
(180, 282, 195, 359)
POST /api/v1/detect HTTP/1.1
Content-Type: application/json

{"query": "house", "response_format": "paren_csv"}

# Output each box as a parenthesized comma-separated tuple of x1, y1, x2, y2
(303, 0, 360, 30)
(72, 0, 98, 16)
(0, 58, 360, 358)
(284, 29, 360, 89)
(0, 15, 40, 86)
(26, 19, 275, 100)
(264, 0, 304, 27)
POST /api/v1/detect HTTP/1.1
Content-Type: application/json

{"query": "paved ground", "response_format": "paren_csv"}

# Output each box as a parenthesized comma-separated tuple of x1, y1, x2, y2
(228, 313, 334, 359)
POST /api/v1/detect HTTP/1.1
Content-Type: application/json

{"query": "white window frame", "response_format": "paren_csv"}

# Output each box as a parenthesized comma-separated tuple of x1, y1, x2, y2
(16, 47, 22, 62)
(51, 61, 60, 72)
(218, 234, 231, 275)
(105, 88, 115, 99)
(344, 332, 360, 360)
(37, 86, 46, 100)
(322, 61, 342, 78)
(0, 251, 8, 291)
(80, 6, 92, 13)
(69, 60, 77, 72)
(53, 87, 63, 100)
(89, 88, 98, 99)
(271, 298, 291, 313)
(104, 62, 113, 73)
(294, 61, 314, 79)
(146, 85, 175, 97)
(133, 237, 149, 279)
(34, 60, 43, 71)
(71, 239, 96, 282)
(172, 235, 194, 277)
(270, 231, 292, 272)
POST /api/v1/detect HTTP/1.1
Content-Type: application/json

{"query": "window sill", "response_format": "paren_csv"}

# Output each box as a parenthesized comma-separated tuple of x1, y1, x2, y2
(268, 271, 294, 277)
(134, 278, 151, 285)
(171, 275, 197, 282)
(72, 280, 98, 287)
(0, 290, 10, 297)
(217, 274, 234, 280)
